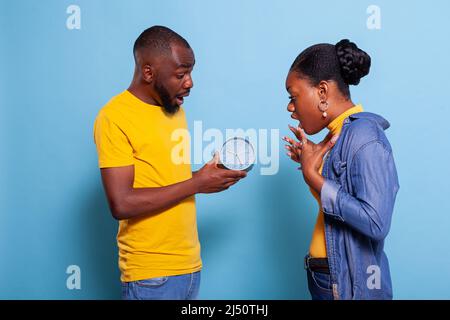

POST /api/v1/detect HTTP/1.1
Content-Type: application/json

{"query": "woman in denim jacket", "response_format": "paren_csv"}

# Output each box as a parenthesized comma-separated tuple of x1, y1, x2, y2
(284, 39, 399, 300)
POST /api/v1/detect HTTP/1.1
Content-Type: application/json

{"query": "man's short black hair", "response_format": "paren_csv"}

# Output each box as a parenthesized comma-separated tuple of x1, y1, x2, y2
(133, 26, 191, 62)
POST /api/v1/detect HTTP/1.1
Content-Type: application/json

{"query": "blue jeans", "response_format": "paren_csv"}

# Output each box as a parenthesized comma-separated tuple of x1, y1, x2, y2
(121, 271, 201, 300)
(306, 268, 333, 300)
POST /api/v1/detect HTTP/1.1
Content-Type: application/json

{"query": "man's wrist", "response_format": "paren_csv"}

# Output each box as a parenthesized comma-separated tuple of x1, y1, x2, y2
(189, 174, 200, 194)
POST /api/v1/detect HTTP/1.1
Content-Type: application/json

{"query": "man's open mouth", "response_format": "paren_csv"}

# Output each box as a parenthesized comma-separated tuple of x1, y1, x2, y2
(176, 92, 190, 105)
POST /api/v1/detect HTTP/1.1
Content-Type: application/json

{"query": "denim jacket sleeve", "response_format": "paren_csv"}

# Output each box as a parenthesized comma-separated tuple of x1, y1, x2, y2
(320, 140, 399, 241)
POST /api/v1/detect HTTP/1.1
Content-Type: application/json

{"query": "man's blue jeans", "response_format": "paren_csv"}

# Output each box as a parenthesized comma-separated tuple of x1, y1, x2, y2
(121, 271, 201, 300)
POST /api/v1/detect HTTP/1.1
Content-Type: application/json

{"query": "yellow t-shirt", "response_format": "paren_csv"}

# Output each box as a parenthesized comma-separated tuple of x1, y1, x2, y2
(309, 105, 364, 258)
(93, 90, 202, 282)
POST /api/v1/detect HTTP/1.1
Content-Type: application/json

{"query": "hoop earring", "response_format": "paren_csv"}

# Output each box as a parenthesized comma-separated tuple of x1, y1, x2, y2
(318, 100, 329, 118)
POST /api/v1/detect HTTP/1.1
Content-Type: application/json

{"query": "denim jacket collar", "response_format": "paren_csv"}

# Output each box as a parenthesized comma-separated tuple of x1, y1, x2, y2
(347, 112, 391, 130)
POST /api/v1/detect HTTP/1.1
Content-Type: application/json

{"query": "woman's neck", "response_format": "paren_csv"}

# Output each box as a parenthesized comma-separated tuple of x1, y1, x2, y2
(326, 99, 356, 126)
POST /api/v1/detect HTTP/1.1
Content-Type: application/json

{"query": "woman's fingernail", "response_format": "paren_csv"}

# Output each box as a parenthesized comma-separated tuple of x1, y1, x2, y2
(286, 152, 291, 157)
(284, 145, 290, 150)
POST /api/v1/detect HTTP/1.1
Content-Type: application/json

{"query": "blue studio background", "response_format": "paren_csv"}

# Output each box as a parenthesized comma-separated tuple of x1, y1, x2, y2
(1, 0, 450, 299)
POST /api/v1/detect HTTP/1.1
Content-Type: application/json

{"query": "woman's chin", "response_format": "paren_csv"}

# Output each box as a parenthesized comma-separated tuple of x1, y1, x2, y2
(304, 127, 321, 135)
(302, 127, 314, 135)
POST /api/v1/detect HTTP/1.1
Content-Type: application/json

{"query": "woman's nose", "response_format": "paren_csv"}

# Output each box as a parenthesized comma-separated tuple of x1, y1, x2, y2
(287, 103, 297, 119)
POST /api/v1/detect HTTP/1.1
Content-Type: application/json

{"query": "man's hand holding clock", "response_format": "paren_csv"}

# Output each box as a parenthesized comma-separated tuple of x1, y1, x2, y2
(192, 137, 255, 193)
(192, 152, 247, 193)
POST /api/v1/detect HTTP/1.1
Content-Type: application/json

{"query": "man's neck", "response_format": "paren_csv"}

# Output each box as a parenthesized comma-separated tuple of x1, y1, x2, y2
(127, 82, 160, 106)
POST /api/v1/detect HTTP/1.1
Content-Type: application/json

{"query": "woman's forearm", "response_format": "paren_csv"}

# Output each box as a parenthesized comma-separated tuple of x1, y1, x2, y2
(303, 169, 325, 195)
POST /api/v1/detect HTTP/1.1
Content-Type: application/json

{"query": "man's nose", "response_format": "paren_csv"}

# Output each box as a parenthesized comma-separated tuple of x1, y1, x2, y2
(184, 75, 193, 89)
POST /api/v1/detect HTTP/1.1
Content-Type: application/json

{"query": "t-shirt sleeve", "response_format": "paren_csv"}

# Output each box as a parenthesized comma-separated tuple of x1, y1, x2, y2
(93, 113, 134, 168)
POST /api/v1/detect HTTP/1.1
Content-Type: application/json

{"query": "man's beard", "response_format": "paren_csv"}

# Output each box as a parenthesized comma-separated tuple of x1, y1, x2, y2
(154, 81, 180, 115)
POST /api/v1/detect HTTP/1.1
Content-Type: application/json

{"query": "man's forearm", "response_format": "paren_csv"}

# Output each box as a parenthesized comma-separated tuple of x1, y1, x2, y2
(112, 177, 199, 220)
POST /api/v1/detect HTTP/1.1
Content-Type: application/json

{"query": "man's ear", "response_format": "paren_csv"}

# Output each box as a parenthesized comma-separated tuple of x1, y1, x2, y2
(141, 64, 154, 83)
(317, 80, 329, 101)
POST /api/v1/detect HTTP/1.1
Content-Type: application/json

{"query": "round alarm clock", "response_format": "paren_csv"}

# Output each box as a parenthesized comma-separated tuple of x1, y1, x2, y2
(219, 137, 255, 171)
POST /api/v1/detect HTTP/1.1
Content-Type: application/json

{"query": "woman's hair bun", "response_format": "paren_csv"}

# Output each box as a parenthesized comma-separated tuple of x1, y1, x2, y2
(335, 39, 371, 85)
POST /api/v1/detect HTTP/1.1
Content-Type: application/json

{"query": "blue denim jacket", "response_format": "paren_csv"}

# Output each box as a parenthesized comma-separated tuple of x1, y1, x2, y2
(320, 112, 399, 300)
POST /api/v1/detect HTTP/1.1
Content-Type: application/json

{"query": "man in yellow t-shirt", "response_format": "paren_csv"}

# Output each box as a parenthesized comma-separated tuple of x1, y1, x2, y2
(93, 26, 247, 300)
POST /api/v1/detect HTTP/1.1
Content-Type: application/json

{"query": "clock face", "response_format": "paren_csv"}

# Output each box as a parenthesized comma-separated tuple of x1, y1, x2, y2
(220, 137, 255, 171)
